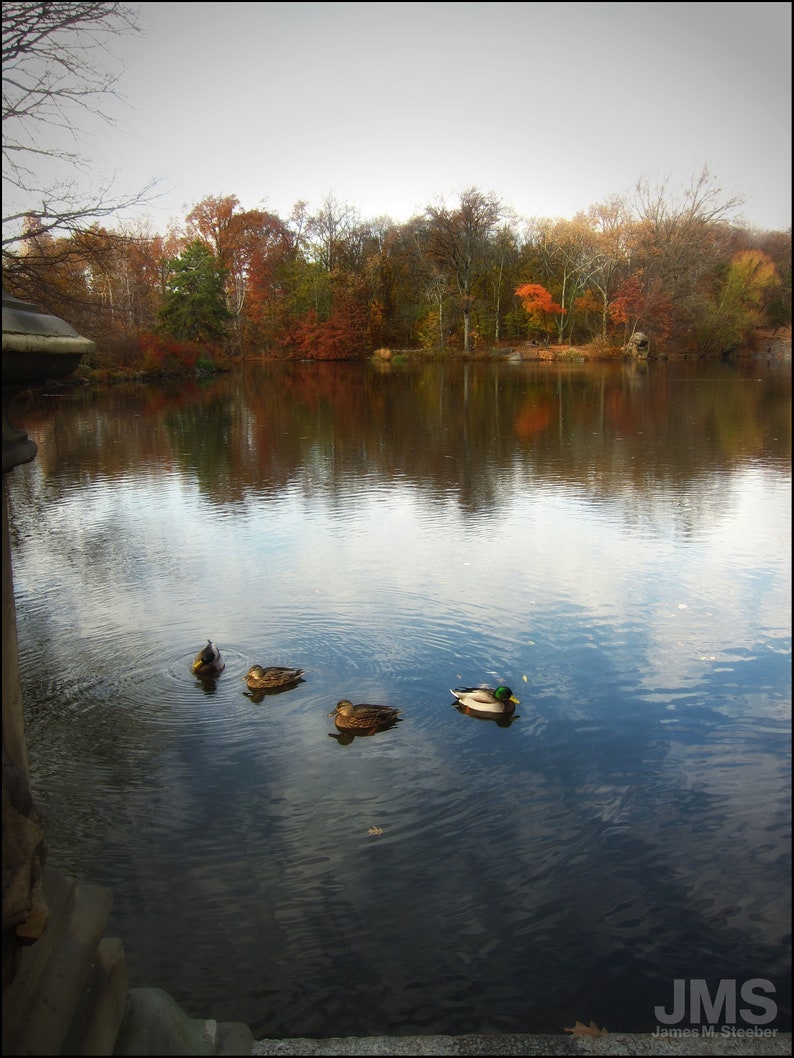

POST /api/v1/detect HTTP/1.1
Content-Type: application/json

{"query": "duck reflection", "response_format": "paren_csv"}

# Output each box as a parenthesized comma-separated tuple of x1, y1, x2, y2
(451, 702, 520, 728)
(244, 688, 267, 704)
(328, 723, 403, 745)
(194, 676, 221, 696)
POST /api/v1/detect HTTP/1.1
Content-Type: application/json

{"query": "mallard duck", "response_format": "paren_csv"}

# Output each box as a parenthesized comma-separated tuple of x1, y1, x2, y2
(242, 664, 304, 692)
(328, 699, 403, 732)
(191, 639, 225, 676)
(450, 685, 520, 716)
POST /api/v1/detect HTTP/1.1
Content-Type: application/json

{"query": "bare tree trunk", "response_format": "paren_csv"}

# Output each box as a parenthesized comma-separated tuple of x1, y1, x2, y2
(494, 254, 504, 342)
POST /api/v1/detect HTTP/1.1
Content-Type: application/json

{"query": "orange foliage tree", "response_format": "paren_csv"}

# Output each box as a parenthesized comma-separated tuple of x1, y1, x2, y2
(515, 282, 566, 340)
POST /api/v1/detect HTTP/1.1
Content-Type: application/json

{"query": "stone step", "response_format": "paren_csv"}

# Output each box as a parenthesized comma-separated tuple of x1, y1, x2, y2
(60, 936, 129, 1056)
(3, 867, 79, 1033)
(3, 865, 253, 1055)
(113, 987, 254, 1056)
(2, 866, 114, 1055)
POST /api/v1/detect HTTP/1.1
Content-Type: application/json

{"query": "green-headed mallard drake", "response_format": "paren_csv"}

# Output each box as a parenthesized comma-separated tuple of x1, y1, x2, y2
(328, 699, 402, 732)
(191, 639, 225, 676)
(450, 685, 519, 716)
(243, 664, 304, 692)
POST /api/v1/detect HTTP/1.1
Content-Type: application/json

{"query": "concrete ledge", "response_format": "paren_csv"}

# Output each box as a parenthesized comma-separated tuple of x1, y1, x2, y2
(251, 1032, 792, 1056)
(114, 987, 254, 1056)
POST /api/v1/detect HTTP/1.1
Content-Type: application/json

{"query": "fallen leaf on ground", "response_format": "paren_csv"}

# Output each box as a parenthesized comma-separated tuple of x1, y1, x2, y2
(564, 1020, 608, 1036)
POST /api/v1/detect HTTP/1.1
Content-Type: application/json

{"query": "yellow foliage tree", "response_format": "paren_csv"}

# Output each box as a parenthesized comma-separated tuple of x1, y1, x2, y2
(720, 250, 781, 324)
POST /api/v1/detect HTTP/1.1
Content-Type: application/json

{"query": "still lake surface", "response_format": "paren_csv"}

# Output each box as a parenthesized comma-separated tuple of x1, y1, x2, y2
(6, 358, 792, 1038)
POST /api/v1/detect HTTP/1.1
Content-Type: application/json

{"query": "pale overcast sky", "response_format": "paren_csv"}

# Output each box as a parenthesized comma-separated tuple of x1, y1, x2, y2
(13, 1, 794, 232)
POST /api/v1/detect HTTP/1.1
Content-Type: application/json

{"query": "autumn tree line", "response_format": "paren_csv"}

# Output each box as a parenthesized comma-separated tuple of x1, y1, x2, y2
(2, 4, 790, 374)
(3, 175, 791, 375)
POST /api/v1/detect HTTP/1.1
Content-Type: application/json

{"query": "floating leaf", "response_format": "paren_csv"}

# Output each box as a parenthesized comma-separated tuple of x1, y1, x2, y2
(564, 1020, 608, 1037)
(522, 674, 528, 682)
(367, 826, 384, 836)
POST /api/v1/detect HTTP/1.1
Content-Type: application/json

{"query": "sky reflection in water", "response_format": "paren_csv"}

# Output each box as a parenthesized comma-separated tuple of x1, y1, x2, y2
(7, 360, 791, 1037)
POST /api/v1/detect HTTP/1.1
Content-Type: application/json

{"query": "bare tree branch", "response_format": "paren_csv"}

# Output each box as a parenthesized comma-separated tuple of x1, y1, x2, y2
(2, 1, 159, 253)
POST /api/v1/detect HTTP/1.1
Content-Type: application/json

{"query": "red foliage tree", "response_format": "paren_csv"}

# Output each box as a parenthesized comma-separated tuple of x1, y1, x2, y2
(609, 274, 674, 341)
(285, 286, 369, 360)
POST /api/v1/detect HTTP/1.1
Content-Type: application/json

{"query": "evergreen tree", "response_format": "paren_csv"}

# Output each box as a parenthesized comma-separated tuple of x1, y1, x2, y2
(158, 240, 231, 342)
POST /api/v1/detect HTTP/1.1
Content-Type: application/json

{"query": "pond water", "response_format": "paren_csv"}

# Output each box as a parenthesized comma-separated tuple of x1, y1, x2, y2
(6, 358, 791, 1038)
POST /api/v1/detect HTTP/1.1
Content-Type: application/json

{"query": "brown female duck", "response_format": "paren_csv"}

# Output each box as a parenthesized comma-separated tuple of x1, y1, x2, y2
(328, 699, 402, 732)
(243, 664, 305, 692)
